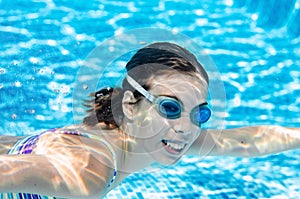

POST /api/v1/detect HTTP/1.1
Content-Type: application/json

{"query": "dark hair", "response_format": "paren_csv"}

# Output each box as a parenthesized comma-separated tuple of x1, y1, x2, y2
(83, 42, 209, 128)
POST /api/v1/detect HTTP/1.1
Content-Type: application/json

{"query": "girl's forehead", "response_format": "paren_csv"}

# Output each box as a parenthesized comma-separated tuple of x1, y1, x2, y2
(148, 73, 208, 103)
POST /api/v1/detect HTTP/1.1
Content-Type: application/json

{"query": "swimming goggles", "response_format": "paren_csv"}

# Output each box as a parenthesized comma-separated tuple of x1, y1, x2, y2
(126, 76, 211, 126)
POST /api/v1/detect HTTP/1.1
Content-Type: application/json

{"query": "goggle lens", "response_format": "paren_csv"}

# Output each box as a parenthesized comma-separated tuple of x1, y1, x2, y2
(156, 97, 211, 126)
(157, 98, 181, 119)
(190, 103, 211, 126)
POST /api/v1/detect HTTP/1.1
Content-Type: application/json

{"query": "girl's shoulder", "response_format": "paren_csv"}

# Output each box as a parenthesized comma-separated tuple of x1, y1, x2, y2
(35, 125, 119, 189)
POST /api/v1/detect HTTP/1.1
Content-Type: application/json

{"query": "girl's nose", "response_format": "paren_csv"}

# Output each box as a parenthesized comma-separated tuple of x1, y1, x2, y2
(172, 115, 193, 134)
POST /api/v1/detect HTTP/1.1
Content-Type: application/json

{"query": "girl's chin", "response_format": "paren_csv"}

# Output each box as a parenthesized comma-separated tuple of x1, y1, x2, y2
(157, 149, 183, 165)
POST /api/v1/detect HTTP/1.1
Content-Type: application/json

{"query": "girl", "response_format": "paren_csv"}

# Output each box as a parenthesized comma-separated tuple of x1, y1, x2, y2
(0, 42, 299, 199)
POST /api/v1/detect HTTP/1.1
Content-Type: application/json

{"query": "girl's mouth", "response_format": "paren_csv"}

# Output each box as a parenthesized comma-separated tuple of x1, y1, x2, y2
(161, 139, 187, 154)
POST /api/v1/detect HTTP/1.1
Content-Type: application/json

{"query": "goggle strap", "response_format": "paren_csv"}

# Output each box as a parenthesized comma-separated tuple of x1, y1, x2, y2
(126, 76, 155, 102)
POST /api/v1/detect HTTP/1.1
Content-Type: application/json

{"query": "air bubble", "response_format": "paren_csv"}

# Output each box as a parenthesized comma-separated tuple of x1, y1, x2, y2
(47, 39, 57, 46)
(61, 49, 69, 55)
(15, 81, 22, 87)
(36, 115, 45, 120)
(11, 114, 17, 119)
(29, 57, 39, 64)
(109, 46, 115, 52)
(62, 25, 76, 35)
(251, 14, 258, 21)
(224, 0, 233, 6)
(83, 84, 88, 90)
(0, 68, 6, 74)
(195, 9, 204, 16)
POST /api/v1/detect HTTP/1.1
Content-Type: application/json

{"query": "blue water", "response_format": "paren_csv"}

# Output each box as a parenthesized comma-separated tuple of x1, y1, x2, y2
(0, 0, 300, 198)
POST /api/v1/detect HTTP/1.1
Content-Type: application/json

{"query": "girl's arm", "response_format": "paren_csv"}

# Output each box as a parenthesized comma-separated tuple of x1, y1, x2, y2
(0, 134, 116, 198)
(188, 126, 300, 157)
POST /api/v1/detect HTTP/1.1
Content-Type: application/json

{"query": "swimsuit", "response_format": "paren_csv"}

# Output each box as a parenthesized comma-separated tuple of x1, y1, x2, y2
(0, 128, 117, 199)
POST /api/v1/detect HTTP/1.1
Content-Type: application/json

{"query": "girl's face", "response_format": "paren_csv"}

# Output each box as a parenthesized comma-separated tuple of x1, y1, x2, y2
(130, 73, 208, 165)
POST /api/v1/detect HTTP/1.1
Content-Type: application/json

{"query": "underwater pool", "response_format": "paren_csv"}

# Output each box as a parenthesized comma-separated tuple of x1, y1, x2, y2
(0, 0, 300, 198)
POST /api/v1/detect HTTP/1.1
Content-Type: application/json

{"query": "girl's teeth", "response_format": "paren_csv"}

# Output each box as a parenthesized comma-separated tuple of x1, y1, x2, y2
(163, 140, 185, 151)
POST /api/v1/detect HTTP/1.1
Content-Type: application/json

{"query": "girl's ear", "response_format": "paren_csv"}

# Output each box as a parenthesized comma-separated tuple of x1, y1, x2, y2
(122, 90, 137, 120)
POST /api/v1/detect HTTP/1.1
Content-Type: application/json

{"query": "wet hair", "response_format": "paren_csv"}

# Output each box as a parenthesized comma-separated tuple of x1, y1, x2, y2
(83, 42, 209, 128)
